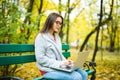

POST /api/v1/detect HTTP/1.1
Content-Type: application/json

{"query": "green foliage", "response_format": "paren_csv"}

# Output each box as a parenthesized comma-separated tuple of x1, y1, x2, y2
(0, 1, 39, 43)
(0, 1, 21, 43)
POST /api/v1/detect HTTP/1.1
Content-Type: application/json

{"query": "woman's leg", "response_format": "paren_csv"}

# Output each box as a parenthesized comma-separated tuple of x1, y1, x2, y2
(42, 70, 82, 80)
(76, 69, 88, 80)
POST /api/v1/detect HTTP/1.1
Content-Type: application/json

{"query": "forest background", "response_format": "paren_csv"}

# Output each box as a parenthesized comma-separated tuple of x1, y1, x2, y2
(0, 0, 120, 80)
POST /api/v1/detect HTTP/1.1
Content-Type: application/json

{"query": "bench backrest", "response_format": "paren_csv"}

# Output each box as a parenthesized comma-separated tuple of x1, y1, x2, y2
(0, 44, 70, 66)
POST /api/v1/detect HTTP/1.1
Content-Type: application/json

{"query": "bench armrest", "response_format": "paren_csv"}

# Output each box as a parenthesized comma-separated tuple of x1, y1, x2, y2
(83, 61, 96, 71)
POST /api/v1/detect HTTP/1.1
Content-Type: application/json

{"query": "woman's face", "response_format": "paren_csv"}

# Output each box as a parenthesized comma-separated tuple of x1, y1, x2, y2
(51, 17, 62, 33)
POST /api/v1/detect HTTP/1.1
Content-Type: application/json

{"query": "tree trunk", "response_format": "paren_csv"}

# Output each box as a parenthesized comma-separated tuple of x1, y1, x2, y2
(92, 0, 103, 62)
(37, 0, 43, 30)
(100, 26, 103, 60)
(80, 0, 114, 52)
(66, 0, 70, 43)
(109, 23, 117, 52)
(58, 0, 64, 41)
(24, 0, 34, 24)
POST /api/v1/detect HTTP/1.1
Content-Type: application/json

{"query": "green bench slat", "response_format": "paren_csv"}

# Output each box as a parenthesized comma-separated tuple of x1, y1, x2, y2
(0, 44, 34, 53)
(86, 70, 95, 75)
(0, 55, 35, 66)
(62, 52, 70, 58)
(0, 52, 70, 66)
(62, 44, 70, 50)
(0, 44, 69, 53)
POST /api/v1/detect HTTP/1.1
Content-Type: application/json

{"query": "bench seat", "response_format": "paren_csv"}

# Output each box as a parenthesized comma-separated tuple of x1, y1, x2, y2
(0, 44, 96, 80)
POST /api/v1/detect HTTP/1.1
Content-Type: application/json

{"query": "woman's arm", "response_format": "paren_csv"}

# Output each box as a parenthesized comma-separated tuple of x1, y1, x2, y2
(35, 34, 61, 68)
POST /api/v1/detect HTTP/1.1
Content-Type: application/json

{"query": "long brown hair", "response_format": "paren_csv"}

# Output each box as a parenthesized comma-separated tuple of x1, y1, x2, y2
(40, 12, 63, 33)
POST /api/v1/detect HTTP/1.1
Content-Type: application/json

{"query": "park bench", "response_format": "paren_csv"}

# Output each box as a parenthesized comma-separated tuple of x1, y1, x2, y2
(0, 43, 96, 80)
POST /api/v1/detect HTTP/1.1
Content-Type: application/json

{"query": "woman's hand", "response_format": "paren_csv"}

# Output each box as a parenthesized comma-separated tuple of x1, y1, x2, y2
(60, 60, 73, 67)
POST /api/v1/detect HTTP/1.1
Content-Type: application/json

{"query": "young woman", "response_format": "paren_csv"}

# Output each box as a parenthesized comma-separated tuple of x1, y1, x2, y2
(35, 12, 88, 80)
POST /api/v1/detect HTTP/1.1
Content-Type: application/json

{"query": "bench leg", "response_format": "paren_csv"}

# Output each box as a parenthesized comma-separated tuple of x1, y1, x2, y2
(90, 73, 96, 80)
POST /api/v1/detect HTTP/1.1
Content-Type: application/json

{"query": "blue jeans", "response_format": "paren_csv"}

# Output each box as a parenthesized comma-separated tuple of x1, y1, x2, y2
(42, 69, 88, 80)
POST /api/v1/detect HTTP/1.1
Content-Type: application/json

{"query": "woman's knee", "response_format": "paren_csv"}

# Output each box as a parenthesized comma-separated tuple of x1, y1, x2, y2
(81, 70, 88, 77)
(70, 71, 82, 80)
(76, 69, 88, 80)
